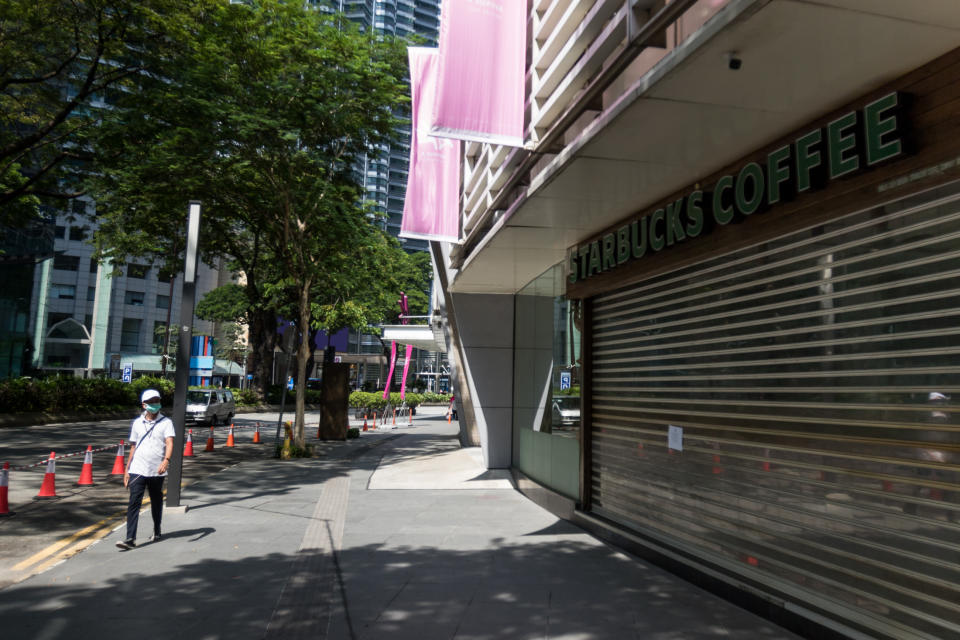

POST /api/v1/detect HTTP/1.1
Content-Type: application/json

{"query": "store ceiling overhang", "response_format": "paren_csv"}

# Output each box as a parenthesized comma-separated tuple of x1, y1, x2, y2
(381, 324, 447, 352)
(449, 0, 960, 294)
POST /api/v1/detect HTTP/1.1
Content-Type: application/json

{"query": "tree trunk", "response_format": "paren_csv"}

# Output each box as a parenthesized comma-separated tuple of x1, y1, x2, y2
(293, 277, 312, 448)
(249, 308, 276, 400)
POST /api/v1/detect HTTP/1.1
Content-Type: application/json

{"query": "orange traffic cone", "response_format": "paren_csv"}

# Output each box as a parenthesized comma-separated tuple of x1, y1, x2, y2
(363, 414, 368, 432)
(111, 441, 126, 475)
(372, 411, 377, 430)
(225, 424, 236, 448)
(0, 462, 12, 516)
(252, 422, 262, 444)
(76, 446, 94, 486)
(184, 429, 195, 457)
(392, 409, 397, 426)
(205, 426, 215, 452)
(36, 452, 58, 499)
(408, 409, 413, 426)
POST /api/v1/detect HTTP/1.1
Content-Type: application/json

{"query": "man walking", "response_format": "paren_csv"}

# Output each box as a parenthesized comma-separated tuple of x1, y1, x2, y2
(116, 389, 175, 550)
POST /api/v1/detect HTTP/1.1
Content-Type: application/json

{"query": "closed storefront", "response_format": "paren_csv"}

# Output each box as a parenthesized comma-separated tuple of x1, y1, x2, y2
(569, 49, 960, 640)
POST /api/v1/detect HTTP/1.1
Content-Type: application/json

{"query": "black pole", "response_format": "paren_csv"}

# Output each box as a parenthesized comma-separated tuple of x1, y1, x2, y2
(167, 201, 201, 509)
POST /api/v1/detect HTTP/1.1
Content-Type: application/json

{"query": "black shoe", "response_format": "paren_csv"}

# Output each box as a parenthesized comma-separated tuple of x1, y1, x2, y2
(115, 539, 136, 551)
(149, 533, 162, 542)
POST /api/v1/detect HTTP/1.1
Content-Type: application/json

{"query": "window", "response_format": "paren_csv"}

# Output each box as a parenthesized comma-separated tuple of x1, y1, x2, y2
(68, 227, 87, 241)
(124, 290, 145, 306)
(84, 314, 92, 331)
(89, 257, 99, 273)
(51, 284, 76, 300)
(127, 264, 149, 279)
(87, 286, 96, 302)
(157, 271, 172, 284)
(54, 226, 66, 239)
(120, 318, 141, 351)
(53, 254, 80, 271)
(156, 294, 170, 310)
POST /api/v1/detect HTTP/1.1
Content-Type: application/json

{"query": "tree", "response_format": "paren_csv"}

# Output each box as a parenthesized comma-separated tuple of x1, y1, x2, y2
(0, 0, 205, 226)
(87, 1, 409, 448)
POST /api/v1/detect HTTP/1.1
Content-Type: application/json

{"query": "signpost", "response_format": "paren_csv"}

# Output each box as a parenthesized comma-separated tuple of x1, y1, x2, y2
(121, 362, 133, 383)
(167, 201, 201, 510)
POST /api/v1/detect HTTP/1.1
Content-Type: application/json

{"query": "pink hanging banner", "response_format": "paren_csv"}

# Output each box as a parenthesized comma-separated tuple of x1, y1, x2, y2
(383, 341, 398, 400)
(399, 344, 414, 401)
(401, 48, 460, 243)
(431, 0, 526, 146)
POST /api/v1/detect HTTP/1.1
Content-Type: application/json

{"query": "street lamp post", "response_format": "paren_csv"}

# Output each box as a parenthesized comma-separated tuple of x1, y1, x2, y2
(167, 201, 201, 510)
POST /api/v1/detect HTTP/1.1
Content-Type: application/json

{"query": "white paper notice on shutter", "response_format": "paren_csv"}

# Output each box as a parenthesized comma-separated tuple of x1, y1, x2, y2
(668, 425, 683, 452)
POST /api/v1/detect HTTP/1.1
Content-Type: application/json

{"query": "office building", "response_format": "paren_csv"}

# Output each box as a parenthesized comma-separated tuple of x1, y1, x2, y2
(437, 2, 960, 638)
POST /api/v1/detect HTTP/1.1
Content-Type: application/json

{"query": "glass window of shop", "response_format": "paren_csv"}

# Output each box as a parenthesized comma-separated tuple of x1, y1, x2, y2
(513, 262, 581, 499)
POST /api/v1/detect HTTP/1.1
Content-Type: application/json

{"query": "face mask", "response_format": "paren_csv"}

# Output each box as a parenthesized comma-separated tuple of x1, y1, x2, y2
(145, 403, 161, 414)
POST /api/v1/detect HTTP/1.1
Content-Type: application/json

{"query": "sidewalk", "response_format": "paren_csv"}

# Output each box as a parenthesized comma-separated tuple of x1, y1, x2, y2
(0, 408, 801, 640)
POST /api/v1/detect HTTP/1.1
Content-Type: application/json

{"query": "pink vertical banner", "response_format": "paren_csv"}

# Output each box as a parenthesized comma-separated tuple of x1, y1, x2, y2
(399, 344, 414, 401)
(383, 341, 398, 400)
(431, 0, 527, 146)
(400, 48, 460, 243)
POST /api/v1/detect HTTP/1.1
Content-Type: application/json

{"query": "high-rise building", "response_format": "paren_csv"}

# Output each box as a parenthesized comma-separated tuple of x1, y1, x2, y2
(332, 0, 442, 252)
(312, 1, 445, 390)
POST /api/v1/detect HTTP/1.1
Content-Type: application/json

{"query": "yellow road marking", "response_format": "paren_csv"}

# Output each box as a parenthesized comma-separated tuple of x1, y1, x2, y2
(10, 476, 196, 574)
(30, 519, 120, 573)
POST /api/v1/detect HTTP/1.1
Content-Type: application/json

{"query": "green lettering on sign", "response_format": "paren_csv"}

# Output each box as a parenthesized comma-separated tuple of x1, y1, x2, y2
(602, 234, 616, 271)
(686, 190, 705, 238)
(864, 92, 904, 166)
(588, 241, 602, 276)
(665, 198, 686, 246)
(828, 111, 861, 179)
(736, 162, 765, 216)
(649, 208, 665, 251)
(767, 144, 792, 205)
(713, 175, 735, 225)
(616, 225, 630, 264)
(795, 128, 823, 193)
(631, 219, 647, 259)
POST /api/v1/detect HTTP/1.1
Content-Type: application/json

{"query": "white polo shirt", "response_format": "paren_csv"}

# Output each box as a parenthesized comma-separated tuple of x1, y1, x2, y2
(128, 412, 175, 477)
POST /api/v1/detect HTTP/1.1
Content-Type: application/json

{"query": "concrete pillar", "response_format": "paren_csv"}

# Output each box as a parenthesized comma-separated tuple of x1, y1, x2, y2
(451, 293, 514, 469)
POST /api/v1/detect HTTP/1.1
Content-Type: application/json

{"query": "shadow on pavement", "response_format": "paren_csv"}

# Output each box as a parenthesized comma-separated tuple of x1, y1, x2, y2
(0, 537, 798, 640)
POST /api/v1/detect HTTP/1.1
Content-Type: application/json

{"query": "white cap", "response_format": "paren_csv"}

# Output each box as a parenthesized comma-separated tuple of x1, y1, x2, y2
(928, 392, 949, 401)
(141, 389, 161, 403)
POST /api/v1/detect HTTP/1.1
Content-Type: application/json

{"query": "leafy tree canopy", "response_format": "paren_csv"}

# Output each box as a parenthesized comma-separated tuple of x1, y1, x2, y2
(0, 0, 208, 227)
(86, 0, 412, 445)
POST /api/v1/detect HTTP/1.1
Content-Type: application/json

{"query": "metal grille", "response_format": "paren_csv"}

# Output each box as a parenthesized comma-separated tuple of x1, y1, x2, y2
(590, 185, 960, 640)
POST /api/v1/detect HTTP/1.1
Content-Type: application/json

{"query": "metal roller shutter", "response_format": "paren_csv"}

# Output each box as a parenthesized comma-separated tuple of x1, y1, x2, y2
(590, 186, 960, 640)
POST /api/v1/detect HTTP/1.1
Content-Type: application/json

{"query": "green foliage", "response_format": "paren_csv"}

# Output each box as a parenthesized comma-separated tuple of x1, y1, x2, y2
(130, 376, 176, 404)
(85, 0, 410, 447)
(349, 391, 387, 413)
(236, 388, 260, 406)
(421, 392, 454, 404)
(347, 427, 359, 439)
(558, 385, 581, 396)
(0, 0, 209, 226)
(195, 284, 250, 324)
(0, 376, 133, 413)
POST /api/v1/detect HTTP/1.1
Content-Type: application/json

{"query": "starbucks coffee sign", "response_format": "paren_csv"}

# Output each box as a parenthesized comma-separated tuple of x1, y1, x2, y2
(568, 92, 907, 284)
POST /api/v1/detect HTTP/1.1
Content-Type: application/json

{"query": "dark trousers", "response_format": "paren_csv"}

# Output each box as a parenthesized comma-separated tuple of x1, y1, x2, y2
(125, 474, 165, 541)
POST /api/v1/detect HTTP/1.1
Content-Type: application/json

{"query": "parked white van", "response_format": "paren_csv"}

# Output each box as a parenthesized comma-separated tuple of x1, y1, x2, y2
(185, 389, 236, 426)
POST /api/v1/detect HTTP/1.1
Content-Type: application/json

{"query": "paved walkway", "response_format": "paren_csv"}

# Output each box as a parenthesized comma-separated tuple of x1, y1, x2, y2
(0, 409, 802, 639)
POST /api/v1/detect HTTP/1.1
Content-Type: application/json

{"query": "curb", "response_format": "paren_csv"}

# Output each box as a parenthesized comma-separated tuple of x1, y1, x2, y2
(0, 404, 324, 428)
